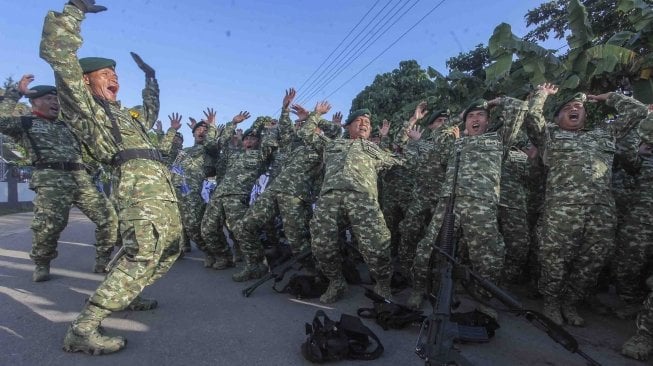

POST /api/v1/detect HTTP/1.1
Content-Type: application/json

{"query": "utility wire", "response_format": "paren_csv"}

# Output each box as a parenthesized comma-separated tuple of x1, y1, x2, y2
(297, 0, 408, 104)
(295, 0, 382, 94)
(300, 0, 422, 105)
(324, 0, 449, 100)
(297, 0, 399, 102)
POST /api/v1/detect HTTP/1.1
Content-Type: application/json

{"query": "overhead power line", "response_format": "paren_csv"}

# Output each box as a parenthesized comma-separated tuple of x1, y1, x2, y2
(324, 0, 449, 101)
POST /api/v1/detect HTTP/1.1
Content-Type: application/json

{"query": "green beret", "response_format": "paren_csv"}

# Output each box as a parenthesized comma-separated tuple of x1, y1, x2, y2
(424, 108, 450, 126)
(26, 85, 57, 99)
(553, 92, 587, 117)
(462, 99, 489, 122)
(79, 57, 116, 74)
(345, 108, 371, 126)
(192, 121, 207, 134)
(242, 127, 260, 140)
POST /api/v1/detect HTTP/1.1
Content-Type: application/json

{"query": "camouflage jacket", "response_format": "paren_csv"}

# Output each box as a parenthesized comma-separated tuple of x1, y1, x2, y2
(262, 109, 296, 182)
(439, 97, 528, 203)
(0, 88, 86, 189)
(403, 126, 455, 204)
(527, 91, 647, 206)
(212, 122, 275, 197)
(40, 4, 176, 207)
(299, 111, 403, 200)
(171, 142, 210, 198)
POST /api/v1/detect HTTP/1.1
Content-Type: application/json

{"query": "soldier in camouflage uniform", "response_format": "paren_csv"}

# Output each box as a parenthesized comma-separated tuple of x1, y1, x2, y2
(40, 0, 182, 354)
(299, 101, 424, 303)
(0, 75, 119, 280)
(612, 112, 653, 318)
(622, 279, 653, 361)
(169, 112, 220, 263)
(397, 109, 453, 276)
(407, 96, 528, 312)
(526, 83, 647, 326)
(621, 117, 653, 360)
(498, 131, 531, 283)
(233, 90, 313, 280)
(200, 112, 277, 270)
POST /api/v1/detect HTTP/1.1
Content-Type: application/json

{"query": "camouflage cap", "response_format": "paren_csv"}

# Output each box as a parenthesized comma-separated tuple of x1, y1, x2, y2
(344, 108, 371, 126)
(26, 85, 57, 99)
(79, 57, 116, 74)
(553, 92, 587, 117)
(462, 99, 489, 122)
(424, 108, 450, 126)
(174, 132, 184, 140)
(192, 121, 207, 134)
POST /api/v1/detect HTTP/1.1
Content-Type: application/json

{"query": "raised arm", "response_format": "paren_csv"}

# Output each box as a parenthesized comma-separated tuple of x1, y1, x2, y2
(131, 52, 160, 130)
(39, 2, 118, 162)
(297, 101, 331, 152)
(525, 83, 558, 149)
(588, 92, 648, 137)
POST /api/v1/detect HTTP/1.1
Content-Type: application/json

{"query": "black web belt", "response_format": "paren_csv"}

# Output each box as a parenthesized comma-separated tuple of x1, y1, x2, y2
(111, 149, 164, 166)
(34, 162, 86, 171)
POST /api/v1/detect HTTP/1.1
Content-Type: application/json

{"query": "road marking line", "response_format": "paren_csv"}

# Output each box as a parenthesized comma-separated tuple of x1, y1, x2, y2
(288, 298, 334, 310)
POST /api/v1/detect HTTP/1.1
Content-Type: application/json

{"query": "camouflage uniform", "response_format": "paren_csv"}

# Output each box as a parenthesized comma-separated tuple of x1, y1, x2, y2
(170, 131, 217, 256)
(0, 86, 118, 273)
(526, 91, 647, 324)
(233, 111, 326, 273)
(200, 122, 273, 267)
(613, 131, 653, 304)
(411, 97, 528, 299)
(40, 3, 181, 351)
(498, 134, 530, 283)
(299, 110, 404, 300)
(622, 287, 653, 360)
(397, 127, 453, 275)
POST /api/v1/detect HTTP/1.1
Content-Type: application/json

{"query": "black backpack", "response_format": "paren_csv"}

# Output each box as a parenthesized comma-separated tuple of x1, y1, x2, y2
(273, 273, 329, 299)
(301, 310, 384, 363)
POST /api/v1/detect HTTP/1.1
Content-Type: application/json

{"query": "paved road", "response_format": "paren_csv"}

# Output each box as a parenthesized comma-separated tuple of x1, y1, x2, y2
(0, 210, 646, 366)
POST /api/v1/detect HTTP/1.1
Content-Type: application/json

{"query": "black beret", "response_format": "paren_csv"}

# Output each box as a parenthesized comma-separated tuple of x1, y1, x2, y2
(79, 57, 116, 74)
(192, 121, 207, 134)
(26, 85, 57, 99)
(462, 99, 489, 122)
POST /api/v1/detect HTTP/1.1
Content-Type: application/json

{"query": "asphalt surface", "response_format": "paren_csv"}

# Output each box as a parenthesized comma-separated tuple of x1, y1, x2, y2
(0, 209, 648, 366)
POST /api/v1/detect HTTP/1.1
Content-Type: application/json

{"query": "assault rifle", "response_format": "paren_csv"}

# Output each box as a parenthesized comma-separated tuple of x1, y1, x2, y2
(242, 248, 312, 297)
(414, 149, 601, 366)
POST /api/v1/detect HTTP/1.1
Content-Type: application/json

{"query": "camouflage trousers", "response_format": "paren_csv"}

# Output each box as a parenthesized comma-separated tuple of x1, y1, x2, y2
(30, 180, 118, 264)
(178, 190, 207, 253)
(614, 202, 653, 303)
(201, 194, 248, 258)
(380, 187, 411, 256)
(412, 196, 505, 290)
(233, 190, 311, 263)
(398, 196, 437, 275)
(498, 206, 530, 282)
(311, 190, 392, 282)
(89, 200, 181, 311)
(538, 203, 616, 302)
(637, 290, 653, 337)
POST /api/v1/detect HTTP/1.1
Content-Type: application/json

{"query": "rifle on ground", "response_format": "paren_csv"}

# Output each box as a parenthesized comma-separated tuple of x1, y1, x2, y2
(414, 149, 601, 366)
(242, 248, 312, 297)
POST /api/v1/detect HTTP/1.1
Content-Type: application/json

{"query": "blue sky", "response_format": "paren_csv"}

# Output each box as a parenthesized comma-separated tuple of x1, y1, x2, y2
(0, 0, 565, 145)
